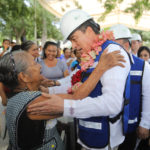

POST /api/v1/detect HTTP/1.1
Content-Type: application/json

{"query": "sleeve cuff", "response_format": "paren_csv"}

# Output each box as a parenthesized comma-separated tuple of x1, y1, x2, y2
(139, 120, 150, 129)
(48, 87, 55, 94)
(63, 99, 76, 117)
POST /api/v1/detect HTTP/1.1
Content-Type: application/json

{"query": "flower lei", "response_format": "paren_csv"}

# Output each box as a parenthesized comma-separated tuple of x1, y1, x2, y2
(68, 30, 114, 94)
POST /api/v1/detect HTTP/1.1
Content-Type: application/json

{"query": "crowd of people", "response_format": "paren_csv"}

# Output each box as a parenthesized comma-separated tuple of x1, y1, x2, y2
(0, 9, 150, 150)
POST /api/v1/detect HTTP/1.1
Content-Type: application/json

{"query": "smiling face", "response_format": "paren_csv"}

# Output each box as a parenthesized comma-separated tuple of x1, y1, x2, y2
(69, 26, 98, 54)
(44, 45, 57, 61)
(21, 54, 43, 90)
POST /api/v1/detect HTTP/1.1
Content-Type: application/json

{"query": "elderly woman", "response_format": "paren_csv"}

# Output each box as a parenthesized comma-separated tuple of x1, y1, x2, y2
(0, 51, 64, 150)
(0, 50, 125, 149)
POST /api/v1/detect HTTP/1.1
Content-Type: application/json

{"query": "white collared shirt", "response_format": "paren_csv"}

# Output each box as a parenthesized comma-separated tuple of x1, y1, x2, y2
(139, 61, 150, 129)
(49, 43, 131, 149)
(49, 51, 150, 131)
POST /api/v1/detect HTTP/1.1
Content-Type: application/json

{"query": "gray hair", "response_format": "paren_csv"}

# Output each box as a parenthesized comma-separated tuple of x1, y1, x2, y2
(13, 51, 31, 74)
(0, 51, 31, 89)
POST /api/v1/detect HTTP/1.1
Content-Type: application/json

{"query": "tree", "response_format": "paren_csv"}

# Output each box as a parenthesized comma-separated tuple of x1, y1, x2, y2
(98, 0, 150, 22)
(125, 0, 150, 21)
(0, 0, 62, 44)
(98, 0, 150, 46)
(33, 1, 63, 45)
(0, 0, 32, 43)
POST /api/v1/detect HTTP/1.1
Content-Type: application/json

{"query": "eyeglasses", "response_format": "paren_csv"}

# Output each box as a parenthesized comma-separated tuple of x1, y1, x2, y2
(9, 52, 17, 74)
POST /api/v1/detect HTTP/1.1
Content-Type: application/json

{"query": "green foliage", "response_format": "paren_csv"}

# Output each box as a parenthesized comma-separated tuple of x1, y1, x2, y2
(0, 0, 62, 43)
(98, 0, 123, 21)
(99, 0, 150, 46)
(0, 0, 31, 40)
(99, 0, 150, 22)
(74, 0, 82, 9)
(125, 0, 150, 22)
(29, 0, 63, 40)
(130, 29, 150, 47)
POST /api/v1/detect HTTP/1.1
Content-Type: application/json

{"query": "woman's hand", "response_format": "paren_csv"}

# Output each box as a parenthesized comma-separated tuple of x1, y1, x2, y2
(64, 69, 69, 77)
(39, 86, 49, 93)
(137, 126, 150, 139)
(97, 49, 126, 73)
(41, 77, 60, 87)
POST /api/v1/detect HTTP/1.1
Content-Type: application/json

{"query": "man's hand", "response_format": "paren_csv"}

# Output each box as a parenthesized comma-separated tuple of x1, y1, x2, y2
(27, 93, 64, 116)
(137, 126, 150, 139)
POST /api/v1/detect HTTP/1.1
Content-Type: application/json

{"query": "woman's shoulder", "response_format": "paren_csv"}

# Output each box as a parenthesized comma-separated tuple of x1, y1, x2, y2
(7, 91, 41, 106)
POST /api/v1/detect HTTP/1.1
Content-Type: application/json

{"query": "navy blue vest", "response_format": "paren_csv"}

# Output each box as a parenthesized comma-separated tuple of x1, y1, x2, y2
(127, 55, 145, 133)
(77, 40, 131, 148)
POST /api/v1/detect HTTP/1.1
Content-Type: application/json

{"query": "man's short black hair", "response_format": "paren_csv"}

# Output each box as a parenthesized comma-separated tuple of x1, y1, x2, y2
(68, 19, 100, 40)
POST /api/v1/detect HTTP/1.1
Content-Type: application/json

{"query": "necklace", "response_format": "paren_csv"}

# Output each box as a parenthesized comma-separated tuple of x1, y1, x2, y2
(68, 30, 114, 94)
(80, 30, 114, 71)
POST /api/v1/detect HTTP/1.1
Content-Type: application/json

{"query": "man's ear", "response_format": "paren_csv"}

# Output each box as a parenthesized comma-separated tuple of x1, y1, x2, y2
(18, 72, 30, 83)
(86, 26, 94, 36)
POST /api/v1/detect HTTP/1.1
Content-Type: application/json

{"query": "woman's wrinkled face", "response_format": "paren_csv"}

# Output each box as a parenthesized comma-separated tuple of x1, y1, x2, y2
(45, 45, 57, 60)
(139, 50, 150, 61)
(24, 55, 43, 89)
(28, 44, 39, 59)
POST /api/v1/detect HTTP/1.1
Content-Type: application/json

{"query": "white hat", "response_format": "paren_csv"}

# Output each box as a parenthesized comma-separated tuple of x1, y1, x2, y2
(109, 24, 132, 40)
(60, 9, 92, 43)
(131, 33, 142, 41)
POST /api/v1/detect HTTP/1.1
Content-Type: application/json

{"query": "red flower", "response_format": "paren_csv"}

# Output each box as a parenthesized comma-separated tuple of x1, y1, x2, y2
(71, 70, 82, 86)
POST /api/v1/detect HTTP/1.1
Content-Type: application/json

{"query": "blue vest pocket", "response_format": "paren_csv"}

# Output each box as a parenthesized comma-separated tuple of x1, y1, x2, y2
(78, 117, 109, 148)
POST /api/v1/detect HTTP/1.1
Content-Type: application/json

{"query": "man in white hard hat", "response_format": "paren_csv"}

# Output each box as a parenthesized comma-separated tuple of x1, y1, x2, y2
(131, 33, 142, 56)
(109, 24, 132, 52)
(110, 24, 150, 150)
(28, 9, 131, 150)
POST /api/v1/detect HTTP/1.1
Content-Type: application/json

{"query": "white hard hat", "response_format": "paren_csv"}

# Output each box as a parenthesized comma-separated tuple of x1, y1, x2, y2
(60, 9, 92, 43)
(109, 24, 132, 40)
(11, 40, 16, 43)
(131, 33, 142, 41)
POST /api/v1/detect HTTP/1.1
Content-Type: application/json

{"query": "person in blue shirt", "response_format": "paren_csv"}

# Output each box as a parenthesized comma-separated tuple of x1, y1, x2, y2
(70, 49, 81, 71)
